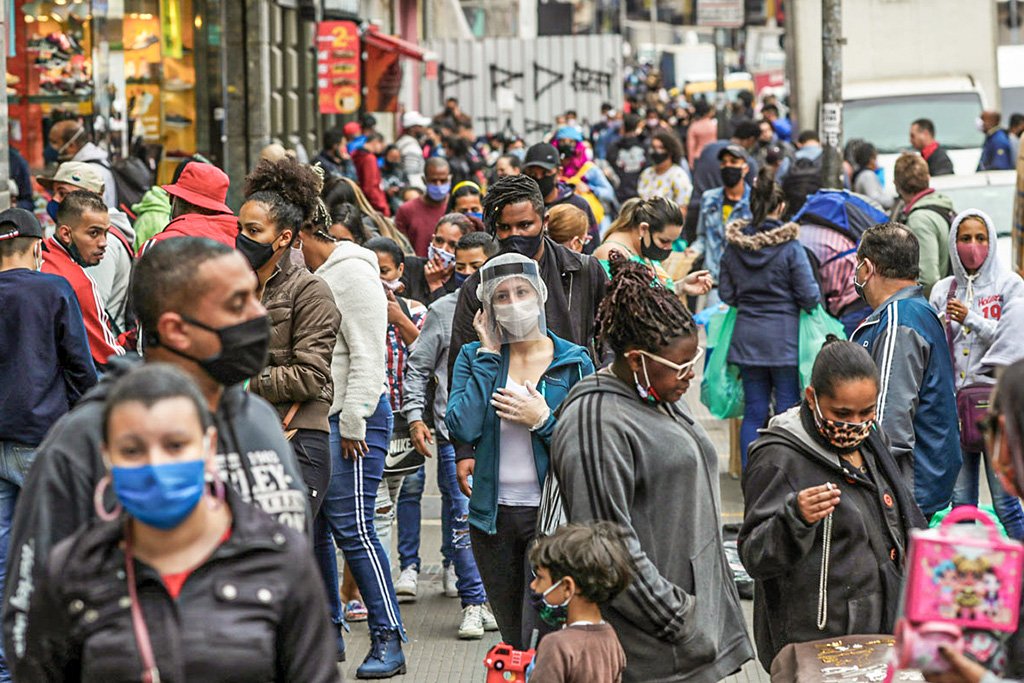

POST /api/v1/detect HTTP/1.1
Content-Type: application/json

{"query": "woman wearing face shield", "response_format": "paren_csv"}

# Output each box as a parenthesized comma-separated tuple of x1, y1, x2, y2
(739, 338, 926, 672)
(445, 253, 595, 650)
(21, 365, 339, 682)
(551, 254, 753, 682)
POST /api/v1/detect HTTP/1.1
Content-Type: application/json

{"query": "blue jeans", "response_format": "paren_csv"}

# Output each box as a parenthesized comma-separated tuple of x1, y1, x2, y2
(437, 441, 487, 606)
(953, 450, 1024, 540)
(317, 396, 404, 636)
(397, 465, 425, 571)
(0, 442, 35, 683)
(738, 365, 801, 468)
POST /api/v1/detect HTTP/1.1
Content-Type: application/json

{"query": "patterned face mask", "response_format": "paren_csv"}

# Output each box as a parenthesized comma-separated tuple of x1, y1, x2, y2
(812, 390, 874, 452)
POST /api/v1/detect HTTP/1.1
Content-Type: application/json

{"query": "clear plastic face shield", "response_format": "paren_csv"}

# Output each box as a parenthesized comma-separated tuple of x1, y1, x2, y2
(476, 254, 548, 344)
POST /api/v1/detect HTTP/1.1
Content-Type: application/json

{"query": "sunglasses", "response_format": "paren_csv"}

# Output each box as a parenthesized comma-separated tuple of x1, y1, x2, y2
(632, 347, 705, 379)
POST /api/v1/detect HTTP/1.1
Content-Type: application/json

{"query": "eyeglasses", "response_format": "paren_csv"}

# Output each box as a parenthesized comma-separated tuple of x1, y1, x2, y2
(632, 347, 705, 379)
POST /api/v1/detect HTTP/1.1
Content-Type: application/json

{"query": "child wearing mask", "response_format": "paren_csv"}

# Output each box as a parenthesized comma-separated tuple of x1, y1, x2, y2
(526, 522, 633, 683)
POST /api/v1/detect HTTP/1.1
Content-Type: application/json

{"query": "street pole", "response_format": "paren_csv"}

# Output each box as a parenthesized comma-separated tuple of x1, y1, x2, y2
(649, 0, 658, 52)
(821, 0, 843, 189)
(1011, 0, 1020, 46)
(714, 27, 728, 136)
(0, 0, 10, 211)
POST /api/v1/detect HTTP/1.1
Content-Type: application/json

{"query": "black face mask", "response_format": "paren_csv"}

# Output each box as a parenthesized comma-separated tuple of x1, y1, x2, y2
(59, 235, 92, 268)
(236, 233, 279, 271)
(649, 151, 669, 165)
(165, 315, 271, 386)
(499, 232, 544, 258)
(640, 231, 673, 262)
(557, 142, 577, 158)
(720, 166, 744, 188)
(535, 173, 557, 198)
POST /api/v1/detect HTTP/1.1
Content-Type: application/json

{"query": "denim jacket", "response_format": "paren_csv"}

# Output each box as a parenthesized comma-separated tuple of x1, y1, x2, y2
(692, 184, 752, 282)
(445, 332, 594, 534)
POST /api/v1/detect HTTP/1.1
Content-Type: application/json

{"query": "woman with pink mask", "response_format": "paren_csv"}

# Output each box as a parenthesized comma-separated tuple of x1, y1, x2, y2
(929, 210, 1024, 540)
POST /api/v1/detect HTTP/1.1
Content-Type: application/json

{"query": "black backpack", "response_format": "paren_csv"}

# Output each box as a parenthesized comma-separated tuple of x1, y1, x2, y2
(782, 155, 824, 218)
(85, 158, 152, 221)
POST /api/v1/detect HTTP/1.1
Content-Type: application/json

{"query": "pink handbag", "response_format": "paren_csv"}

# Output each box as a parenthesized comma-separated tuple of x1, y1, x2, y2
(886, 506, 1023, 679)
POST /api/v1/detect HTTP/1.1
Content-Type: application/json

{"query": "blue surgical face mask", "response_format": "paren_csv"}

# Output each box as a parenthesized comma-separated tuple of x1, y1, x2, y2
(453, 271, 470, 287)
(509, 148, 526, 161)
(428, 243, 457, 269)
(466, 211, 484, 221)
(426, 183, 451, 202)
(111, 459, 207, 530)
(47, 199, 59, 222)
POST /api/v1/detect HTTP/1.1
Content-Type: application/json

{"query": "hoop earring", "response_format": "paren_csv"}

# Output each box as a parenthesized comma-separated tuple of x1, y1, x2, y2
(94, 475, 123, 521)
(205, 470, 226, 509)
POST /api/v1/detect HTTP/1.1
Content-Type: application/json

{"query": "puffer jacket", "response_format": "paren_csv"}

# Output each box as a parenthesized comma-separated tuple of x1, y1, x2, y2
(719, 219, 820, 367)
(22, 489, 339, 682)
(899, 189, 956, 297)
(929, 210, 1024, 389)
(739, 405, 926, 670)
(2, 356, 311, 676)
(250, 255, 340, 432)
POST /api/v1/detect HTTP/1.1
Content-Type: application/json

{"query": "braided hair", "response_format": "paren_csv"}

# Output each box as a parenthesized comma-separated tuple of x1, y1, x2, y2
(597, 253, 697, 355)
(244, 157, 325, 237)
(482, 174, 545, 235)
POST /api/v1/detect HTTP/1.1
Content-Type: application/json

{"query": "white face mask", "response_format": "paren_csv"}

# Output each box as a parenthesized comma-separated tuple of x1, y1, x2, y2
(34, 242, 43, 271)
(381, 277, 403, 292)
(976, 117, 987, 133)
(492, 300, 540, 338)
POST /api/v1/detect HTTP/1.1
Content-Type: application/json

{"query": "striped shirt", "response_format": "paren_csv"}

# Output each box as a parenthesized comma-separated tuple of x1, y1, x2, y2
(799, 224, 859, 317)
(385, 297, 426, 412)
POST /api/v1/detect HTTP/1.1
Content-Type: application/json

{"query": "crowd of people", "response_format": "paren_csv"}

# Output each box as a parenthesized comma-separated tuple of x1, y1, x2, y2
(0, 88, 1023, 683)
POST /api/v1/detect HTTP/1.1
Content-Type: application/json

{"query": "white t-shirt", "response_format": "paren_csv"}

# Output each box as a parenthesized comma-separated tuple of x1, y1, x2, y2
(497, 377, 542, 506)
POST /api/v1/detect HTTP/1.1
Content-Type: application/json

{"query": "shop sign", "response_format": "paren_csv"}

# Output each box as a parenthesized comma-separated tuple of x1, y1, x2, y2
(696, 0, 744, 28)
(316, 21, 360, 115)
(363, 43, 401, 113)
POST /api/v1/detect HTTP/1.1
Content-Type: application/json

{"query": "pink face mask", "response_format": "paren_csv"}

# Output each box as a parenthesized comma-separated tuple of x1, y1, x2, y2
(957, 242, 989, 271)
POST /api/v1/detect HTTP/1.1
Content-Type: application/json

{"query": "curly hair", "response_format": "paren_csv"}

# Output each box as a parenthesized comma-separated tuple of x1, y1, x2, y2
(528, 521, 634, 604)
(482, 174, 544, 235)
(651, 129, 684, 165)
(597, 253, 697, 354)
(243, 157, 324, 234)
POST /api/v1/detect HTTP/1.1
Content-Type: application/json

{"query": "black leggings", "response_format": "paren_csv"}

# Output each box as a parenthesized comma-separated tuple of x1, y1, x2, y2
(469, 505, 553, 650)
(291, 428, 331, 518)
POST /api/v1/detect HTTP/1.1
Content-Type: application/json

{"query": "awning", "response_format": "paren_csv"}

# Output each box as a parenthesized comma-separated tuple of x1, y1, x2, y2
(362, 25, 426, 61)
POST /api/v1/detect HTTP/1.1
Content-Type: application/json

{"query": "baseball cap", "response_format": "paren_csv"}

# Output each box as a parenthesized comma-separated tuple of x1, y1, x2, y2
(37, 161, 105, 195)
(523, 143, 560, 171)
(402, 111, 431, 129)
(0, 208, 44, 241)
(162, 162, 232, 214)
(343, 121, 362, 138)
(718, 144, 748, 162)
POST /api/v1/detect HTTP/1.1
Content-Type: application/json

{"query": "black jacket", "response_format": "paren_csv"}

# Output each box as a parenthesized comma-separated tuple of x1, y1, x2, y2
(22, 490, 339, 682)
(927, 145, 955, 176)
(401, 255, 457, 307)
(3, 356, 311, 675)
(446, 237, 608, 389)
(738, 405, 926, 671)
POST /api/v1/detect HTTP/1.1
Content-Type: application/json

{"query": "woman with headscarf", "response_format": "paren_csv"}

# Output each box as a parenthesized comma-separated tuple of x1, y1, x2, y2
(446, 253, 595, 650)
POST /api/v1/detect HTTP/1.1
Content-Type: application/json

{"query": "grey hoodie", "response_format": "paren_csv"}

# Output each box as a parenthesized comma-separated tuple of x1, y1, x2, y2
(402, 290, 457, 438)
(72, 142, 118, 209)
(88, 209, 136, 332)
(929, 210, 1024, 388)
(315, 240, 388, 440)
(552, 371, 753, 683)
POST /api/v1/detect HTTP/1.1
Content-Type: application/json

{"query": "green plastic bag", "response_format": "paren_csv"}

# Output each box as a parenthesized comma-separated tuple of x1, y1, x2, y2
(701, 307, 745, 419)
(798, 305, 847, 389)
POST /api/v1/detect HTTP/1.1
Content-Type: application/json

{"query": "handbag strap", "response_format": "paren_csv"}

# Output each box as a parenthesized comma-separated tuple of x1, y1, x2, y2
(281, 402, 301, 431)
(124, 525, 161, 683)
(943, 278, 959, 369)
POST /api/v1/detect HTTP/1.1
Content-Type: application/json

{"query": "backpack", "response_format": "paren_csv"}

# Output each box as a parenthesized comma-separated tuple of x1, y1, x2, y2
(782, 155, 824, 218)
(85, 158, 153, 221)
(906, 203, 957, 229)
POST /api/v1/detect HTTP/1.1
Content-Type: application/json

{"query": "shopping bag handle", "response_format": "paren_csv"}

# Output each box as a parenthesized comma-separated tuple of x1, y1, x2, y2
(941, 505, 999, 534)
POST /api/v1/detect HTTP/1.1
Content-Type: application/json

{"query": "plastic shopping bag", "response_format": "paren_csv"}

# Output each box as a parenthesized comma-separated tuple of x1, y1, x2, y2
(700, 306, 745, 419)
(798, 304, 847, 389)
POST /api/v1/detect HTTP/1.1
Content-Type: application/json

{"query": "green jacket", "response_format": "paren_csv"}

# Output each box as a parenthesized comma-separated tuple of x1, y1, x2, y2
(130, 186, 172, 249)
(902, 190, 954, 298)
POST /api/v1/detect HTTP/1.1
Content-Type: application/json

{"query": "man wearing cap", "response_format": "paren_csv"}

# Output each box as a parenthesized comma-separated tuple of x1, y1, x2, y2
(397, 111, 431, 190)
(48, 120, 118, 209)
(141, 161, 237, 251)
(313, 127, 354, 180)
(395, 157, 452, 257)
(37, 161, 137, 332)
(42, 189, 126, 368)
(521, 142, 598, 242)
(0, 207, 95, 681)
(685, 143, 753, 307)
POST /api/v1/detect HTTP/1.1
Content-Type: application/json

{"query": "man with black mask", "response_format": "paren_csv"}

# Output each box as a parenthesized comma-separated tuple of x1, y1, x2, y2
(446, 174, 607, 385)
(521, 142, 598, 239)
(3, 237, 311, 680)
(41, 189, 125, 369)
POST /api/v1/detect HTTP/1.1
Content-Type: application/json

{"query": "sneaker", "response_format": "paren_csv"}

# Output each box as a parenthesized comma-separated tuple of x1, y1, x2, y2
(442, 564, 458, 598)
(344, 600, 368, 622)
(458, 604, 485, 640)
(394, 566, 418, 602)
(481, 603, 499, 632)
(129, 31, 160, 50)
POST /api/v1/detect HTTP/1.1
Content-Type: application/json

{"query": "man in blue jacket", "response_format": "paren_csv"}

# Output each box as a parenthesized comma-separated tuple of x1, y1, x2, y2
(977, 110, 1014, 171)
(852, 222, 961, 517)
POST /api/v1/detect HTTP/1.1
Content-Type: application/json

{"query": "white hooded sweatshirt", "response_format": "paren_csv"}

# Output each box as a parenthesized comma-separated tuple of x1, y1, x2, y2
(929, 210, 1024, 388)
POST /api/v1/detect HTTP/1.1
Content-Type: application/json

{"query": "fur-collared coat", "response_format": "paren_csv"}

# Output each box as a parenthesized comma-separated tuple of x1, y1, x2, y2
(719, 219, 821, 367)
